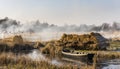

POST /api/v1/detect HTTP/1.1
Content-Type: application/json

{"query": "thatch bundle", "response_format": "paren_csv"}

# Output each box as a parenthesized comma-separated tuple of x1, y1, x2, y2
(58, 32, 109, 50)
(0, 35, 35, 52)
(34, 42, 44, 48)
(2, 35, 23, 47)
(13, 35, 23, 45)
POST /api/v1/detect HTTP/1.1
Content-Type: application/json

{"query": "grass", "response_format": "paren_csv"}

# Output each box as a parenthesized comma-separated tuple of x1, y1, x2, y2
(106, 41, 120, 50)
(41, 40, 63, 58)
(0, 34, 120, 69)
(41, 40, 120, 59)
(0, 53, 77, 69)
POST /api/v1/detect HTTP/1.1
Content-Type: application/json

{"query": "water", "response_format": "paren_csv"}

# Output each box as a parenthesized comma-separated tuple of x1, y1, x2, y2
(102, 65, 120, 69)
(28, 50, 46, 61)
(101, 59, 120, 69)
(27, 50, 63, 66)
(26, 50, 120, 69)
(3, 49, 120, 68)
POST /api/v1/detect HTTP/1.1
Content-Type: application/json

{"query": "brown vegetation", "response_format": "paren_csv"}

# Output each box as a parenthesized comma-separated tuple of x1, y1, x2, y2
(41, 32, 109, 57)
(2, 35, 23, 47)
(0, 35, 40, 53)
(41, 40, 62, 57)
(0, 32, 109, 54)
(0, 53, 76, 69)
(59, 32, 109, 50)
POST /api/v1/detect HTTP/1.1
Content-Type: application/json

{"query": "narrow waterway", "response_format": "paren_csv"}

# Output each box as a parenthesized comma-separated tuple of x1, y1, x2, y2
(26, 50, 120, 69)
(3, 49, 120, 69)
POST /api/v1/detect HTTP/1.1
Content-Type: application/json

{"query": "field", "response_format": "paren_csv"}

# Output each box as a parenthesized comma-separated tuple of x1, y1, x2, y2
(0, 53, 77, 69)
(0, 33, 119, 69)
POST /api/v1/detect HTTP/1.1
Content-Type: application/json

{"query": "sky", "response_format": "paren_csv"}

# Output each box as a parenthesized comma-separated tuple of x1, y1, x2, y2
(0, 0, 120, 25)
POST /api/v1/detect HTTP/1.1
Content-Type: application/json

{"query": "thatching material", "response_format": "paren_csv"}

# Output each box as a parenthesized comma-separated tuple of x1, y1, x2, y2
(58, 32, 109, 50)
(34, 42, 44, 48)
(41, 32, 109, 57)
(13, 35, 23, 45)
(2, 35, 23, 47)
(0, 35, 35, 52)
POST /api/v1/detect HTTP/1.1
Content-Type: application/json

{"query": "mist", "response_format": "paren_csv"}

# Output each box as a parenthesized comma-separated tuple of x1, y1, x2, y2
(0, 17, 120, 41)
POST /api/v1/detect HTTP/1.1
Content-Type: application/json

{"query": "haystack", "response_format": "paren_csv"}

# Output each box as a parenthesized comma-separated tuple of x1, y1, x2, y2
(58, 32, 109, 50)
(2, 35, 23, 47)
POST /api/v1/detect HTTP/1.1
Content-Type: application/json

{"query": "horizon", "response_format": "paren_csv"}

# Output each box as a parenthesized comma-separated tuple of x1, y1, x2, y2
(0, 0, 120, 25)
(1, 17, 120, 26)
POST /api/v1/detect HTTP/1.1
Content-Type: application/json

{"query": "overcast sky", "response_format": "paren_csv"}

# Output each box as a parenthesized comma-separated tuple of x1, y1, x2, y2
(0, 0, 120, 25)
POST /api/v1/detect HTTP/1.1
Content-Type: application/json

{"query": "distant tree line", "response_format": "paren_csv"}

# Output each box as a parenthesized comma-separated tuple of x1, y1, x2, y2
(0, 17, 120, 33)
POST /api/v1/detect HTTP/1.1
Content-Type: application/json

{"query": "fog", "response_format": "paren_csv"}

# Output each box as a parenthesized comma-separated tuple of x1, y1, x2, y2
(0, 17, 120, 41)
(28, 50, 62, 66)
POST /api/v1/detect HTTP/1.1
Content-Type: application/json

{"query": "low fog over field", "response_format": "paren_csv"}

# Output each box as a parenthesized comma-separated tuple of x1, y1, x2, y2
(0, 17, 120, 41)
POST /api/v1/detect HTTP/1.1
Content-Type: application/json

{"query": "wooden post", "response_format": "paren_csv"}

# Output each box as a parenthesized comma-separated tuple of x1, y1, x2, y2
(93, 54, 97, 69)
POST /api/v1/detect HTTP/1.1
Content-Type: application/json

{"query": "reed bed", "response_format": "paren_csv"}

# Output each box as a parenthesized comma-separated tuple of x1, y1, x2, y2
(0, 53, 78, 69)
(95, 51, 120, 58)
